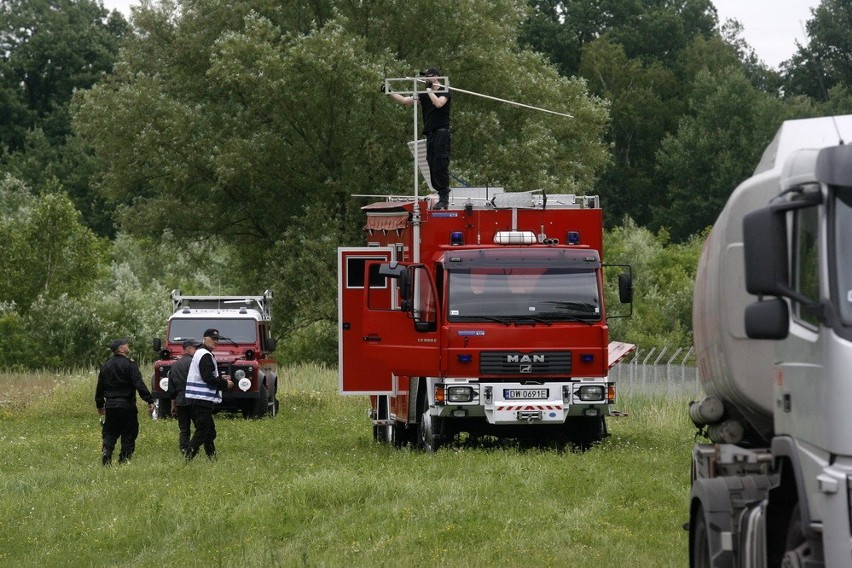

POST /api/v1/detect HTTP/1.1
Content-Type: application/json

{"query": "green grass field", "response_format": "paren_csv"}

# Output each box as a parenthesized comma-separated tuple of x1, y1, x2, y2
(0, 366, 694, 566)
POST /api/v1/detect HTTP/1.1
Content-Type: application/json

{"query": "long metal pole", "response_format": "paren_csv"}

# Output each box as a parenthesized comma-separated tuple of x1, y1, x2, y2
(411, 78, 421, 264)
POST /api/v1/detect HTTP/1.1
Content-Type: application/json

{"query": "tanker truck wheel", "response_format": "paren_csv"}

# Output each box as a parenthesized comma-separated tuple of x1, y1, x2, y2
(690, 503, 712, 568)
(781, 503, 810, 567)
(418, 410, 443, 453)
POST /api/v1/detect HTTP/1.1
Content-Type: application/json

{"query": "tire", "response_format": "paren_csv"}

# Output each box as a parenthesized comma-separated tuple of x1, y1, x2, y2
(250, 386, 267, 419)
(690, 503, 712, 568)
(782, 502, 809, 566)
(393, 421, 415, 447)
(155, 398, 171, 420)
(568, 416, 606, 451)
(418, 409, 443, 452)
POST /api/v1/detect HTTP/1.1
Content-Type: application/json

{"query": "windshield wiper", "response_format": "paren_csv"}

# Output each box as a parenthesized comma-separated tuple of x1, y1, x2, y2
(535, 312, 599, 325)
(513, 316, 553, 326)
(544, 300, 600, 314)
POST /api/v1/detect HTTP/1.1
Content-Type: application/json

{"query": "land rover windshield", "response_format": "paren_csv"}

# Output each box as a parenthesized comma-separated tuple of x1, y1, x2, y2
(168, 319, 258, 344)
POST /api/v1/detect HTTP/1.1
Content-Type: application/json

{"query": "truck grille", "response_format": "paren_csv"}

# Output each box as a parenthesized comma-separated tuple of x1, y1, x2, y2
(480, 351, 572, 375)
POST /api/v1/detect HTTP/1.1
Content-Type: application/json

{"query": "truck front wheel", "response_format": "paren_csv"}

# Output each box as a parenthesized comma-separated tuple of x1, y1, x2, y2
(418, 410, 443, 453)
(155, 399, 171, 420)
(690, 503, 712, 568)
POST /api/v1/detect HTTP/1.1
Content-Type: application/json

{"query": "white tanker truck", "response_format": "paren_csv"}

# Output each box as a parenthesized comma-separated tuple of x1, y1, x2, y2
(689, 115, 852, 567)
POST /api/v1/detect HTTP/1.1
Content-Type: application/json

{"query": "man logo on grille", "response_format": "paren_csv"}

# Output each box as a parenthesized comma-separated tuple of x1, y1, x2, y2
(520, 364, 532, 373)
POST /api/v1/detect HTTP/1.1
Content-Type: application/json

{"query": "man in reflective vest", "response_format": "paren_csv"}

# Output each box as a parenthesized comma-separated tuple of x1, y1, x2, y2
(184, 328, 233, 460)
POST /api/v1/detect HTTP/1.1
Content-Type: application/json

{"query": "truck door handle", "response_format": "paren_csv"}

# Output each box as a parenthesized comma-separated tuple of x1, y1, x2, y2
(363, 334, 381, 342)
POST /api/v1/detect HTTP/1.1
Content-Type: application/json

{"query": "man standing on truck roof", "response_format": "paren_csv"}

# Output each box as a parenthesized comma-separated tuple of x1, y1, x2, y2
(385, 67, 452, 210)
(184, 328, 233, 460)
(167, 338, 197, 456)
(95, 338, 155, 466)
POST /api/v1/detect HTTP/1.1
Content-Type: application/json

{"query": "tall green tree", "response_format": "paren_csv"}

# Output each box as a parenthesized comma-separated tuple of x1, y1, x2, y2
(0, 0, 129, 235)
(0, 176, 106, 311)
(604, 217, 703, 350)
(653, 67, 818, 242)
(73, 0, 610, 338)
(783, 0, 849, 101)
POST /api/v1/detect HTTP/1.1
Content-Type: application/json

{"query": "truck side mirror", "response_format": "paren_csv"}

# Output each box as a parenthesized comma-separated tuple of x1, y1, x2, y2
(618, 272, 633, 304)
(743, 207, 789, 297)
(378, 261, 413, 309)
(745, 298, 789, 339)
(152, 337, 162, 352)
(265, 337, 277, 352)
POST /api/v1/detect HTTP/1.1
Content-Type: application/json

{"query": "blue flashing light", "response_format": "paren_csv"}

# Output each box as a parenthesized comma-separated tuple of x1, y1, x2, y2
(580, 353, 594, 363)
(450, 231, 464, 246)
(457, 354, 473, 363)
(567, 231, 581, 245)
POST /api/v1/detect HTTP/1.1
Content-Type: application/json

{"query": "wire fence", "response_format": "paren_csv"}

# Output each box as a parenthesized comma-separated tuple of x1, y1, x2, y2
(610, 346, 702, 398)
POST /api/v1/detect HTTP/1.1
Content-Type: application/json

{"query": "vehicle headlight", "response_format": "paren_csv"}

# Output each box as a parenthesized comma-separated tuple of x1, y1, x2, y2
(234, 369, 246, 380)
(578, 385, 605, 401)
(159, 377, 169, 392)
(447, 386, 475, 403)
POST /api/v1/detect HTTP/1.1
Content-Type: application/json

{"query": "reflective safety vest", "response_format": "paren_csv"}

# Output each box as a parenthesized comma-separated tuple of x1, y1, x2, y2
(184, 347, 222, 403)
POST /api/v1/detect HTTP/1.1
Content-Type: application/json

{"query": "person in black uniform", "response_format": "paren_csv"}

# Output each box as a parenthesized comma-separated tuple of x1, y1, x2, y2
(386, 67, 452, 209)
(95, 338, 155, 465)
(184, 329, 233, 460)
(166, 338, 197, 456)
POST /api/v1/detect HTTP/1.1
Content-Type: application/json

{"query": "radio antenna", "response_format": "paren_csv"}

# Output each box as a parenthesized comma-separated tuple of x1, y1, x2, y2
(798, 19, 844, 144)
(414, 78, 573, 118)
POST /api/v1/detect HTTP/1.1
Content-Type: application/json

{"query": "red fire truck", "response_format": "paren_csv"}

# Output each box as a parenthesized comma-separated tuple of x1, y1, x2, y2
(338, 188, 634, 450)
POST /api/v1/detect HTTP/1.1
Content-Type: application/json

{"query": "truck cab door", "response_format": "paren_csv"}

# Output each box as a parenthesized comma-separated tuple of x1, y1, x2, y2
(361, 261, 442, 379)
(338, 247, 395, 394)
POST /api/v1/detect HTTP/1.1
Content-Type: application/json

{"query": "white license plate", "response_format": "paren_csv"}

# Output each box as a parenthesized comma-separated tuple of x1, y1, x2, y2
(503, 388, 548, 400)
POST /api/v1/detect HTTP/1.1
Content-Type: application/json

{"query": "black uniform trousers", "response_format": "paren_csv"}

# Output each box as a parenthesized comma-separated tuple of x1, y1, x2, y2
(102, 407, 139, 464)
(426, 128, 451, 195)
(175, 405, 192, 454)
(187, 405, 216, 459)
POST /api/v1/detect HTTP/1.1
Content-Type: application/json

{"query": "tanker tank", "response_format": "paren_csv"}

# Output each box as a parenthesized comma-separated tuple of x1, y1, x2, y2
(692, 115, 852, 442)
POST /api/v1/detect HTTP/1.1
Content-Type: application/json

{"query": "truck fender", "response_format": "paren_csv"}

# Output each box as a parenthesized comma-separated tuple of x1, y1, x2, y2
(690, 475, 775, 567)
(690, 477, 737, 568)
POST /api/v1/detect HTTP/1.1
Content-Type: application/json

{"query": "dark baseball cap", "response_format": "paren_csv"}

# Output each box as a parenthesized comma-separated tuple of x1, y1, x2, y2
(182, 339, 198, 349)
(109, 338, 129, 352)
(423, 67, 441, 77)
(203, 328, 220, 340)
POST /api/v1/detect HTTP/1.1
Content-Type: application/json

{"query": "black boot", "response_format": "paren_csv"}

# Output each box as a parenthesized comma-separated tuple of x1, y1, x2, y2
(434, 191, 449, 210)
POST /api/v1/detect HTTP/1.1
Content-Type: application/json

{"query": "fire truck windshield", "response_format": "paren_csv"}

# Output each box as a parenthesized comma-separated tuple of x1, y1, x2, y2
(168, 319, 258, 344)
(447, 268, 601, 322)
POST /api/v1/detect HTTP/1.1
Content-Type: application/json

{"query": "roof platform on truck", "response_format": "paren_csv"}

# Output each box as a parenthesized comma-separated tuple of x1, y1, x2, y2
(169, 289, 273, 320)
(354, 188, 599, 212)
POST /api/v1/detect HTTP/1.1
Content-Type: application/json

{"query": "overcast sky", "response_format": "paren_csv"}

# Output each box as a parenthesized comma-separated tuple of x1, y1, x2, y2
(101, 0, 821, 70)
(713, 0, 820, 68)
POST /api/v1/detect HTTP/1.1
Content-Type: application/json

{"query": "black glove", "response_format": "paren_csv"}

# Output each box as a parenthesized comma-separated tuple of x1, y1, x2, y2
(380, 83, 387, 93)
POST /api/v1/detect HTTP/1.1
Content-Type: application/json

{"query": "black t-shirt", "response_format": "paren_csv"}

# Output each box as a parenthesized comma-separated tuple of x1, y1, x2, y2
(419, 88, 451, 134)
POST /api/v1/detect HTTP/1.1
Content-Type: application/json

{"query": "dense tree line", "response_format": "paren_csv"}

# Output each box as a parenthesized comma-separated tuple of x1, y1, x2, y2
(0, 0, 850, 368)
